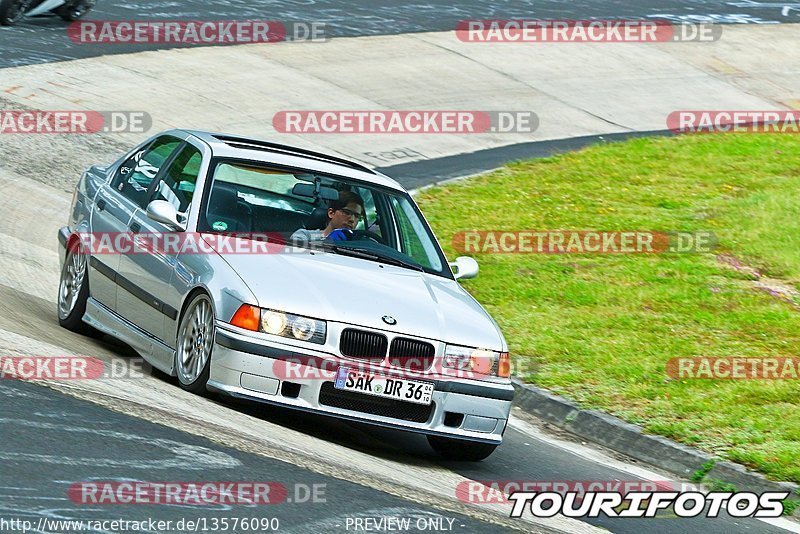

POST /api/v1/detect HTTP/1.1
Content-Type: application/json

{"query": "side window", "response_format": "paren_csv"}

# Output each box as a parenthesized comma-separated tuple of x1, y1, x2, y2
(150, 145, 202, 213)
(112, 136, 182, 207)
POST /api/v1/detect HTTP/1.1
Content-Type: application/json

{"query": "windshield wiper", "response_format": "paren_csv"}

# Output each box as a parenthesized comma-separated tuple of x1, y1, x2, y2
(328, 245, 425, 272)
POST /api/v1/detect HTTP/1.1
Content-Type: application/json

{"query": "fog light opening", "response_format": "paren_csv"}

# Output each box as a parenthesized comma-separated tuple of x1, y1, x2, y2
(443, 412, 465, 428)
(281, 381, 302, 398)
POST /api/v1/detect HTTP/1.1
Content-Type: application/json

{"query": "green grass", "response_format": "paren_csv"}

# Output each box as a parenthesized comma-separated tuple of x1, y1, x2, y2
(415, 134, 800, 483)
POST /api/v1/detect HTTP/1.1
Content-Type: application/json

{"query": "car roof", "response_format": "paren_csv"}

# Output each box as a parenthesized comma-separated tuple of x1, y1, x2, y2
(179, 129, 405, 192)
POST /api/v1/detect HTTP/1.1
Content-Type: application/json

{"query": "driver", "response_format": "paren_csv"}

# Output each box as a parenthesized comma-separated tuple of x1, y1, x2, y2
(291, 191, 364, 245)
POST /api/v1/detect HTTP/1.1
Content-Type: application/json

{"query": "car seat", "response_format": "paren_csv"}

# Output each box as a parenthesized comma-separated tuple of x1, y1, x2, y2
(206, 182, 253, 232)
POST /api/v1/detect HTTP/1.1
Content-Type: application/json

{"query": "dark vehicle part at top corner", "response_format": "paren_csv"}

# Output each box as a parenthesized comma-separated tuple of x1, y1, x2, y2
(0, 0, 96, 27)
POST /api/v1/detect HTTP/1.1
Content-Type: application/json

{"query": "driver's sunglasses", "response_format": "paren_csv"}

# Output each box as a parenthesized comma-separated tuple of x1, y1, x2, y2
(338, 208, 363, 219)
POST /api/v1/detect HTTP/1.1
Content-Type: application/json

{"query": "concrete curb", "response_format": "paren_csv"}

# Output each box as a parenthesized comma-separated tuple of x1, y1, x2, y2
(511, 378, 800, 500)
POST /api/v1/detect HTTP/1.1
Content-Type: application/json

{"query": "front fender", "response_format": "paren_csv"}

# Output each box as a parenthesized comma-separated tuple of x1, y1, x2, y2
(168, 250, 259, 344)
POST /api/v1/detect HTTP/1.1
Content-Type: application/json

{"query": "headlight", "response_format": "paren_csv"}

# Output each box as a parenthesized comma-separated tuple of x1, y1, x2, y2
(261, 309, 326, 344)
(443, 344, 510, 377)
(231, 305, 326, 344)
(262, 310, 288, 335)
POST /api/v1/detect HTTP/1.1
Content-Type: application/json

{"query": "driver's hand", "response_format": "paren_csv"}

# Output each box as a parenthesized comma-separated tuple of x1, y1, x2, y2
(326, 229, 354, 242)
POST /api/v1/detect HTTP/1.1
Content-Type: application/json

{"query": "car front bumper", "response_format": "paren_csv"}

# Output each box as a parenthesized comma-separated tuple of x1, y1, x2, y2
(208, 323, 513, 444)
(58, 226, 70, 263)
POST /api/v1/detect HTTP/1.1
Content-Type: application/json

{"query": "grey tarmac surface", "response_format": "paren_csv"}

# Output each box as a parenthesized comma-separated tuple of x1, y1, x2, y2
(0, 373, 790, 534)
(0, 379, 507, 534)
(1, 0, 799, 67)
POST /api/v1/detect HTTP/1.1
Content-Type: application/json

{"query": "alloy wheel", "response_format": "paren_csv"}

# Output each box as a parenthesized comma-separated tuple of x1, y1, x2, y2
(58, 246, 87, 320)
(177, 296, 215, 385)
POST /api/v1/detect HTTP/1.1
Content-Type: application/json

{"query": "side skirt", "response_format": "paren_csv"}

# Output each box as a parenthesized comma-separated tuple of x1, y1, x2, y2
(83, 297, 176, 375)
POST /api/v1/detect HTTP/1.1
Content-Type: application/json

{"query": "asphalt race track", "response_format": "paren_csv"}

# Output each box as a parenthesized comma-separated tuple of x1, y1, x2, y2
(0, 364, 790, 533)
(0, 379, 502, 534)
(1, 0, 799, 67)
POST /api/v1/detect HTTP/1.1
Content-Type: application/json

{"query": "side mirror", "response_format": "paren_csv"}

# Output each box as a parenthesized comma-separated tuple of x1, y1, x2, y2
(146, 200, 186, 231)
(450, 256, 479, 280)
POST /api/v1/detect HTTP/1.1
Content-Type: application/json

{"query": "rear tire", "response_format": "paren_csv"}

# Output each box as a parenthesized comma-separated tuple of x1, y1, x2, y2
(57, 242, 90, 334)
(55, 0, 95, 21)
(427, 435, 498, 461)
(0, 0, 32, 26)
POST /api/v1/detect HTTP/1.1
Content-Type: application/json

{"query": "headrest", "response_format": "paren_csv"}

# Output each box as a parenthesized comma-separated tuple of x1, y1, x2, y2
(208, 182, 240, 215)
(307, 206, 329, 230)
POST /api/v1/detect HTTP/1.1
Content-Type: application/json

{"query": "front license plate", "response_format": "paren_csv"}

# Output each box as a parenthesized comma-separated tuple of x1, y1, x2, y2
(334, 367, 434, 406)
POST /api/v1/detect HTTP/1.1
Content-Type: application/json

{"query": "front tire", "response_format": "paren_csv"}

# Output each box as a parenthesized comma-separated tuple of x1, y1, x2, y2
(0, 0, 32, 26)
(57, 242, 90, 333)
(427, 435, 498, 461)
(175, 293, 214, 394)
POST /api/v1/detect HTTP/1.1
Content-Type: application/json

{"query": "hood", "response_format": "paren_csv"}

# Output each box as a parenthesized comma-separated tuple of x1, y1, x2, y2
(211, 240, 506, 351)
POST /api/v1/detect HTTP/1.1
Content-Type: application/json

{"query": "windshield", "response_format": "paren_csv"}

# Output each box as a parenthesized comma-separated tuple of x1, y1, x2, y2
(199, 159, 451, 278)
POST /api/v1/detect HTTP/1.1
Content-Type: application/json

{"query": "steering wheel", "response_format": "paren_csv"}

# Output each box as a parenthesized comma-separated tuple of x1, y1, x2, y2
(351, 229, 384, 244)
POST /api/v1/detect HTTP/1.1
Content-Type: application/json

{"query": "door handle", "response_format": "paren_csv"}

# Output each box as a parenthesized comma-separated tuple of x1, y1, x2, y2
(96, 199, 106, 211)
(130, 222, 141, 233)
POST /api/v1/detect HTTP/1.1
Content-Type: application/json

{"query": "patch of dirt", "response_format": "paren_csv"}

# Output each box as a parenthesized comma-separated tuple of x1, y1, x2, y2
(717, 254, 800, 310)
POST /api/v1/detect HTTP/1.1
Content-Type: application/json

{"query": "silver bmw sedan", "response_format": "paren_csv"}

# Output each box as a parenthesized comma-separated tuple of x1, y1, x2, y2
(57, 129, 514, 461)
